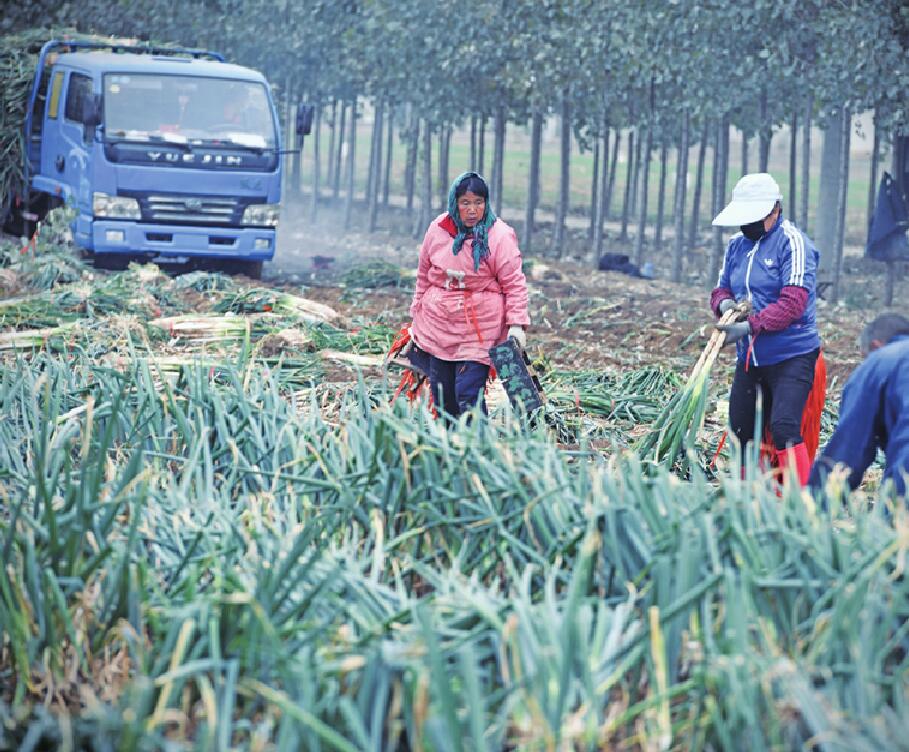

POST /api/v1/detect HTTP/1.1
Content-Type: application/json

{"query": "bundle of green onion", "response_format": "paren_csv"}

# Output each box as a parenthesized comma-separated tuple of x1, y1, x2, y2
(213, 287, 345, 325)
(637, 302, 748, 467)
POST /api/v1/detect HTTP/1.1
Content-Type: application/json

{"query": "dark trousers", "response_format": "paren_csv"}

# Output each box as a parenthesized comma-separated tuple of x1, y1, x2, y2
(729, 348, 819, 456)
(427, 356, 489, 418)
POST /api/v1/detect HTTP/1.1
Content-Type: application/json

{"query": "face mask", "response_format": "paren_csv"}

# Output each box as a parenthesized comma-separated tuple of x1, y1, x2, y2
(740, 219, 765, 242)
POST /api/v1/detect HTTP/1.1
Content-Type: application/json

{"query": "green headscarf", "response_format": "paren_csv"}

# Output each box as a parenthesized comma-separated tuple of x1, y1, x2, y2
(448, 171, 497, 272)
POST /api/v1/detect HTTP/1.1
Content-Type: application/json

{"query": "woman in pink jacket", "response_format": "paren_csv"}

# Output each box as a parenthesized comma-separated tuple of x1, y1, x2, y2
(406, 171, 530, 418)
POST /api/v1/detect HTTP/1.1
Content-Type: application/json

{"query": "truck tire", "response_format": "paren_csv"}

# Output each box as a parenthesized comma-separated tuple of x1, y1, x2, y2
(242, 260, 263, 280)
(92, 254, 131, 271)
(3, 202, 34, 239)
(222, 259, 263, 279)
(2, 193, 57, 238)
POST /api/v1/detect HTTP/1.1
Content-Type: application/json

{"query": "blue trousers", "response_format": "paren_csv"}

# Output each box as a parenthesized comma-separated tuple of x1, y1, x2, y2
(406, 346, 489, 418)
(424, 359, 489, 420)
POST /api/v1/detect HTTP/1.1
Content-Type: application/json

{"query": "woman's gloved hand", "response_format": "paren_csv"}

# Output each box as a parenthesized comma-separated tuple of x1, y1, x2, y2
(507, 325, 527, 349)
(716, 320, 751, 346)
(717, 298, 737, 316)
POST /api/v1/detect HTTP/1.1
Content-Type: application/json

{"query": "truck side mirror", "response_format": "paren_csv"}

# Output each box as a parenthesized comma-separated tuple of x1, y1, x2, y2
(82, 94, 102, 128)
(296, 103, 314, 137)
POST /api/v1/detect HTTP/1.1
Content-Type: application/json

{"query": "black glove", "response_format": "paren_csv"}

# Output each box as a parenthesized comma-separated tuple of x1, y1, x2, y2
(716, 320, 751, 346)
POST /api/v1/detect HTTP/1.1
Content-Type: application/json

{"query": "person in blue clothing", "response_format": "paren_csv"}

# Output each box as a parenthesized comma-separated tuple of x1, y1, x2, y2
(809, 313, 909, 497)
(710, 173, 824, 485)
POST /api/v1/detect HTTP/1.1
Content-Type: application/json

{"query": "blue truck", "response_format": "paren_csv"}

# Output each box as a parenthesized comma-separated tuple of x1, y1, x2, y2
(5, 39, 311, 278)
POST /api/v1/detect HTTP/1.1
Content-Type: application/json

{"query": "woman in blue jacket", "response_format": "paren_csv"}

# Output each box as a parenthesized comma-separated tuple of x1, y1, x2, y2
(710, 173, 823, 485)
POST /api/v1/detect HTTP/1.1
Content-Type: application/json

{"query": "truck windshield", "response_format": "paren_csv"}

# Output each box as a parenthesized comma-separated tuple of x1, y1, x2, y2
(103, 74, 276, 149)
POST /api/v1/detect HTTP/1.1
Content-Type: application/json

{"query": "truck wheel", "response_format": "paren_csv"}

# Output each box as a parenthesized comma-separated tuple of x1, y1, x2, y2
(92, 254, 131, 271)
(2, 194, 55, 238)
(2, 204, 34, 239)
(223, 259, 263, 280)
(243, 260, 263, 280)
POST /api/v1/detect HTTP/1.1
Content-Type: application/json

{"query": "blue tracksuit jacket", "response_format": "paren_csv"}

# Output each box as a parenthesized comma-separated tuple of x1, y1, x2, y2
(716, 215, 821, 366)
(809, 334, 909, 496)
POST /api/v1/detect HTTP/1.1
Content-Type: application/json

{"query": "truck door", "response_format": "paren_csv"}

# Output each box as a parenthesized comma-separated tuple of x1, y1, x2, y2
(38, 70, 65, 179)
(56, 70, 96, 216)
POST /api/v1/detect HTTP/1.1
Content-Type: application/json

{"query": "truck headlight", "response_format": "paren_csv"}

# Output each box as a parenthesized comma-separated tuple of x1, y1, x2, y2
(93, 192, 140, 220)
(242, 203, 280, 227)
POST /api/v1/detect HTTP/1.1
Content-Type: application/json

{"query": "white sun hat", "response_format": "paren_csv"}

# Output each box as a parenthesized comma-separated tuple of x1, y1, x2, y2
(712, 172, 783, 226)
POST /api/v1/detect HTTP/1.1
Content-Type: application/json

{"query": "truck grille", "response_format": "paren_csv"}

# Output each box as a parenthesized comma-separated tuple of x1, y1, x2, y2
(142, 195, 240, 224)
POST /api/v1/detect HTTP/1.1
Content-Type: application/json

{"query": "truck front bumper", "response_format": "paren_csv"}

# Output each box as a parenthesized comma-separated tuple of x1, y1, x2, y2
(88, 220, 275, 261)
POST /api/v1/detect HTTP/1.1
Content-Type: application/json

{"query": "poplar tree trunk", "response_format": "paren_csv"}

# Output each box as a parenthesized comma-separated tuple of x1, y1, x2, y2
(885, 262, 896, 306)
(418, 119, 433, 238)
(291, 93, 299, 196)
(740, 130, 749, 177)
(282, 77, 293, 194)
(593, 125, 611, 259)
(688, 122, 708, 251)
(789, 111, 798, 220)
(343, 100, 357, 229)
(629, 128, 642, 216)
(368, 100, 384, 232)
(800, 95, 813, 230)
(588, 137, 600, 241)
(830, 106, 851, 304)
(798, 94, 814, 232)
(383, 106, 394, 207)
(289, 82, 302, 197)
(405, 110, 418, 213)
(587, 138, 600, 242)
(758, 86, 771, 172)
(309, 104, 321, 223)
(867, 111, 880, 228)
(709, 116, 730, 287)
(816, 108, 844, 270)
(524, 110, 543, 252)
(275, 83, 293, 195)
(885, 137, 907, 306)
(605, 129, 620, 223)
(619, 129, 635, 242)
(333, 101, 347, 200)
(671, 114, 690, 282)
(470, 115, 478, 169)
(366, 99, 383, 202)
(551, 97, 571, 256)
(655, 143, 668, 247)
(633, 126, 653, 266)
(478, 116, 486, 176)
(326, 99, 337, 189)
(439, 127, 451, 210)
(492, 106, 506, 215)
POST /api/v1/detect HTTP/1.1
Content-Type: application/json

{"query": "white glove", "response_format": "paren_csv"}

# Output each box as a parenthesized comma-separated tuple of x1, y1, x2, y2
(718, 298, 736, 316)
(507, 325, 526, 349)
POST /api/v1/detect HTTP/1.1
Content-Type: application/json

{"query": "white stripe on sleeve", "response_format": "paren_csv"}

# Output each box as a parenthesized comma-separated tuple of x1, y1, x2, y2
(783, 221, 805, 287)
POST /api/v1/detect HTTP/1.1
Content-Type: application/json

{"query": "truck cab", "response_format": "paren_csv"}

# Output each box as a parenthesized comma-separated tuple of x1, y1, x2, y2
(20, 40, 289, 277)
